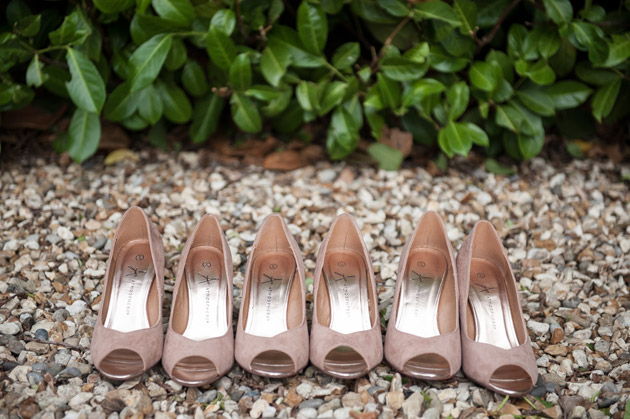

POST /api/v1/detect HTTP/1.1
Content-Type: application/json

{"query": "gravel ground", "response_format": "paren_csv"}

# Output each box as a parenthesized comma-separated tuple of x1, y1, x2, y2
(0, 151, 629, 419)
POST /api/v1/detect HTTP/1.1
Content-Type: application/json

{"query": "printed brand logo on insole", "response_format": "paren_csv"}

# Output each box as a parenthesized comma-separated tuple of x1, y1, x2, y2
(410, 268, 434, 317)
(474, 273, 498, 330)
(262, 273, 283, 321)
(333, 269, 354, 317)
(125, 258, 146, 315)
(198, 262, 217, 324)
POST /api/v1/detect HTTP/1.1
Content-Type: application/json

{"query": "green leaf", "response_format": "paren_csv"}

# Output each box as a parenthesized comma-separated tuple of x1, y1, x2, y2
(439, 121, 473, 156)
(403, 42, 430, 63)
(152, 0, 195, 27)
(351, 0, 398, 24)
(549, 38, 576, 78)
(495, 104, 521, 133)
(414, 1, 462, 27)
(261, 88, 292, 117)
(332, 42, 360, 70)
(507, 24, 527, 59)
(296, 81, 320, 112)
(49, 9, 91, 46)
(368, 143, 404, 170)
(16, 14, 41, 37)
(463, 122, 489, 146)
(570, 22, 608, 64)
(190, 93, 224, 143)
(65, 48, 106, 113)
(229, 54, 252, 91)
(469, 61, 500, 92)
(206, 25, 236, 70)
(26, 55, 46, 87)
(545, 81, 592, 110)
(260, 42, 291, 87)
(6, 0, 30, 25)
(93, 0, 134, 13)
(517, 60, 556, 86)
(211, 9, 236, 36)
(68, 109, 100, 163)
(104, 83, 141, 121)
(231, 92, 262, 133)
(485, 158, 516, 175)
(123, 113, 149, 131)
(575, 62, 618, 86)
(380, 57, 428, 81)
(516, 88, 555, 116)
(319, 82, 347, 115)
(581, 5, 605, 22)
(591, 78, 621, 122)
(164, 38, 187, 71)
(602, 34, 630, 68)
(453, 0, 477, 36)
(138, 84, 163, 124)
(377, 74, 400, 110)
(157, 80, 192, 123)
(148, 120, 168, 150)
(429, 45, 468, 72)
(542, 0, 573, 24)
(537, 27, 561, 60)
(401, 110, 437, 144)
(181, 61, 208, 97)
(297, 2, 327, 54)
(377, 0, 410, 17)
(327, 106, 359, 159)
(402, 78, 445, 107)
(487, 50, 513, 83)
(446, 81, 469, 120)
(268, 26, 325, 68)
(518, 133, 544, 160)
(129, 34, 173, 92)
(246, 85, 281, 102)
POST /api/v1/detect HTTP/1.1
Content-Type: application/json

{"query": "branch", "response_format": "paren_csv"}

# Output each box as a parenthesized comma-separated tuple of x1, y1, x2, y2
(371, 14, 412, 70)
(475, 0, 521, 53)
(234, 0, 248, 41)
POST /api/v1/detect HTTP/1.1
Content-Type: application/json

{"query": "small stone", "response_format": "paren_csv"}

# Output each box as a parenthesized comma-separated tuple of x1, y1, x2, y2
(69, 392, 93, 409)
(31, 362, 48, 374)
(528, 320, 550, 336)
(0, 322, 21, 335)
(299, 398, 324, 410)
(57, 226, 74, 241)
(296, 382, 313, 398)
(569, 406, 587, 419)
(250, 399, 269, 418)
(3, 239, 18, 251)
(423, 407, 440, 419)
(2, 361, 18, 371)
(8, 339, 25, 355)
(34, 328, 49, 341)
(57, 366, 81, 378)
(545, 344, 568, 356)
(385, 391, 404, 411)
(319, 398, 341, 414)
(262, 406, 276, 418)
(27, 371, 44, 385)
(93, 237, 107, 250)
(214, 376, 231, 390)
(102, 398, 126, 413)
(196, 389, 217, 404)
(572, 350, 588, 368)
(333, 407, 351, 419)
(341, 392, 362, 408)
(402, 392, 423, 417)
(297, 407, 317, 419)
(66, 300, 87, 316)
(318, 169, 337, 183)
(53, 309, 70, 322)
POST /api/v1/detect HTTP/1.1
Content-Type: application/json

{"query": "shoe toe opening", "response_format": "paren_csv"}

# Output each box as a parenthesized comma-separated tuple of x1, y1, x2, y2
(99, 349, 144, 381)
(488, 365, 533, 396)
(172, 356, 218, 387)
(323, 346, 368, 379)
(403, 353, 452, 380)
(250, 350, 295, 377)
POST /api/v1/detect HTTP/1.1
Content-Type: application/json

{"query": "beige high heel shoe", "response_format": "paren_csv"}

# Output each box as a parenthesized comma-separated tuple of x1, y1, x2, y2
(310, 213, 382, 379)
(91, 207, 165, 381)
(162, 215, 234, 387)
(385, 211, 460, 380)
(234, 214, 308, 377)
(457, 220, 537, 396)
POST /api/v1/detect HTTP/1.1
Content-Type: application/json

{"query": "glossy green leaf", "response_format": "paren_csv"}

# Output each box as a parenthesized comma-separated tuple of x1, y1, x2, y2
(229, 53, 252, 91)
(16, 14, 41, 37)
(152, 0, 195, 27)
(49, 9, 91, 46)
(138, 84, 163, 124)
(581, 5, 606, 22)
(485, 158, 516, 175)
(211, 9, 236, 36)
(206, 25, 236, 70)
(545, 81, 592, 110)
(469, 61, 500, 92)
(402, 78, 445, 107)
(164, 38, 187, 71)
(403, 42, 430, 63)
(148, 120, 168, 150)
(414, 1, 462, 27)
(268, 26, 325, 68)
(591, 78, 621, 122)
(537, 27, 561, 60)
(65, 48, 106, 113)
(543, 0, 573, 24)
(129, 34, 172, 92)
(181, 61, 208, 97)
(260, 41, 291, 87)
(602, 34, 630, 68)
(6, 0, 30, 25)
(380, 57, 427, 81)
(68, 109, 100, 163)
(319, 82, 347, 115)
(26, 55, 46, 87)
(429, 45, 468, 72)
(157, 80, 192, 123)
(261, 88, 292, 117)
(351, 0, 398, 24)
(377, 74, 400, 109)
(327, 106, 359, 159)
(297, 2, 327, 54)
(439, 121, 472, 156)
(575, 62, 618, 86)
(516, 88, 555, 116)
(122, 113, 149, 131)
(518, 132, 544, 160)
(446, 81, 469, 120)
(104, 83, 141, 121)
(453, 0, 477, 36)
(368, 143, 404, 170)
(231, 92, 262, 133)
(332, 42, 360, 70)
(190, 93, 224, 143)
(377, 0, 409, 17)
(296, 81, 320, 112)
(93, 0, 134, 13)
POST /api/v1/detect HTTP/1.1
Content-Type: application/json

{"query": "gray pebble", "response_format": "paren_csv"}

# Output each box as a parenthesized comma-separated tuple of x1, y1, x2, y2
(600, 381, 617, 394)
(2, 361, 18, 371)
(8, 339, 25, 355)
(196, 389, 217, 404)
(297, 407, 317, 419)
(93, 237, 107, 250)
(34, 328, 49, 341)
(46, 234, 62, 245)
(299, 398, 324, 409)
(563, 297, 580, 308)
(20, 314, 34, 331)
(367, 386, 385, 396)
(27, 372, 44, 385)
(53, 309, 70, 322)
(229, 390, 244, 402)
(31, 362, 48, 374)
(65, 251, 80, 260)
(57, 366, 81, 378)
(530, 385, 546, 397)
(244, 390, 260, 400)
(423, 407, 441, 419)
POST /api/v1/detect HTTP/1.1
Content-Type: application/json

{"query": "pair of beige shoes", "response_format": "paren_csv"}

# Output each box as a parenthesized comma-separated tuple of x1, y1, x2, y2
(91, 208, 536, 396)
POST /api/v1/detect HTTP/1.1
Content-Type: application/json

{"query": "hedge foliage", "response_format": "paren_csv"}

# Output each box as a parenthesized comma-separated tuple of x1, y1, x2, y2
(1, 0, 630, 168)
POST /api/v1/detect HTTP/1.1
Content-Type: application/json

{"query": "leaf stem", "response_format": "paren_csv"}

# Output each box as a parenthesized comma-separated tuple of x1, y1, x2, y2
(325, 62, 349, 82)
(475, 0, 521, 53)
(371, 14, 412, 70)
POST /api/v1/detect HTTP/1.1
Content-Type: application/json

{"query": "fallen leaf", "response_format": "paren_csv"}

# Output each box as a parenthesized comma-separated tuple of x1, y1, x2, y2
(104, 149, 139, 165)
(380, 126, 413, 157)
(263, 150, 307, 171)
(99, 122, 130, 150)
(1, 103, 66, 130)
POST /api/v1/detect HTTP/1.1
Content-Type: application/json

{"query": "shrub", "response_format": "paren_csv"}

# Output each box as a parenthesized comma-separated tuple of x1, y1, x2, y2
(1, 0, 629, 168)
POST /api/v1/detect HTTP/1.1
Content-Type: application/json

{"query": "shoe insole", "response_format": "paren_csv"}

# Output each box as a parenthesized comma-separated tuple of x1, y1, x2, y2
(324, 250, 371, 334)
(244, 250, 296, 338)
(182, 246, 228, 341)
(104, 240, 155, 333)
(468, 258, 520, 350)
(395, 248, 447, 337)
